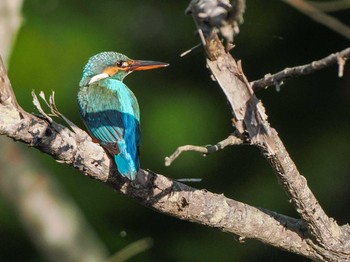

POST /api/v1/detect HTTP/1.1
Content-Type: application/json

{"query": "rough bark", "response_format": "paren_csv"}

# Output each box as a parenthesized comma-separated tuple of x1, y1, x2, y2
(0, 56, 323, 260)
(185, 1, 350, 260)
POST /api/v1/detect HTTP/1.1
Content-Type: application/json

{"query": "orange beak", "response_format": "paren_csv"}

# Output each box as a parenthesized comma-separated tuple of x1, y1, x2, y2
(128, 60, 169, 71)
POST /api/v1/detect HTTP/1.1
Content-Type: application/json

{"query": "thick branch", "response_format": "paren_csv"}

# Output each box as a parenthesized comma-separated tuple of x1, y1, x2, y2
(0, 1, 109, 260)
(252, 47, 350, 91)
(187, 1, 349, 260)
(0, 0, 23, 64)
(0, 57, 325, 260)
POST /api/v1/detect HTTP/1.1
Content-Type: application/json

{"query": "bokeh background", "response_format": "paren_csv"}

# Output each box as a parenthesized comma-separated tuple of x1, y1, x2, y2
(1, 0, 350, 261)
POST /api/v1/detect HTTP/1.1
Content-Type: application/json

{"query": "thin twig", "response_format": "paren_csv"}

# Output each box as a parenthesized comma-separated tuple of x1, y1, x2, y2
(32, 91, 53, 123)
(106, 237, 153, 262)
(176, 178, 202, 182)
(180, 43, 202, 57)
(165, 134, 243, 166)
(251, 47, 350, 91)
(283, 0, 350, 40)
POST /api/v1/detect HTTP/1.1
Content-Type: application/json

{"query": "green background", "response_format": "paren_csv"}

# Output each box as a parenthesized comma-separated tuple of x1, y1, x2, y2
(1, 0, 350, 261)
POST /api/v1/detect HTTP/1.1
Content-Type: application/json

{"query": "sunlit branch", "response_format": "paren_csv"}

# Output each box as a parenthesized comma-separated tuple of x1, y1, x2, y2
(165, 134, 243, 166)
(252, 47, 350, 91)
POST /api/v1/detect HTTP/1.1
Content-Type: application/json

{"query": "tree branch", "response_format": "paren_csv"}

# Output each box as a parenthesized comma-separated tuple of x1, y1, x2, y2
(0, 54, 329, 260)
(308, 0, 350, 12)
(165, 134, 243, 166)
(0, 1, 110, 260)
(251, 47, 350, 91)
(0, 0, 24, 64)
(185, 0, 350, 260)
(283, 0, 350, 40)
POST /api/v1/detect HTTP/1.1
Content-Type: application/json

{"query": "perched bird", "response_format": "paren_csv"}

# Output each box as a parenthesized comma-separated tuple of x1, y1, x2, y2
(78, 52, 168, 180)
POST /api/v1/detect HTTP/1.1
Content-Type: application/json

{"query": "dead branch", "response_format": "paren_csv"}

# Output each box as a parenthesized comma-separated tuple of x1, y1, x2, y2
(0, 54, 326, 261)
(308, 0, 350, 12)
(0, 0, 110, 261)
(185, 0, 350, 260)
(165, 134, 243, 166)
(106, 237, 153, 262)
(283, 0, 350, 40)
(251, 47, 350, 91)
(0, 0, 24, 64)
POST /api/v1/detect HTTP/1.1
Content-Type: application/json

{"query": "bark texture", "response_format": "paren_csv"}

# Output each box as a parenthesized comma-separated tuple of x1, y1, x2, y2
(0, 56, 321, 260)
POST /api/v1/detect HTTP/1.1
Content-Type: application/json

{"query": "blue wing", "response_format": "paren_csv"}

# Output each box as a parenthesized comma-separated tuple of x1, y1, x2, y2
(78, 80, 140, 180)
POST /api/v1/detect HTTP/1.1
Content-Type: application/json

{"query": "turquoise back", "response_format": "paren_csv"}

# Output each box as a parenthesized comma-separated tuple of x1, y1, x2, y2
(78, 78, 140, 180)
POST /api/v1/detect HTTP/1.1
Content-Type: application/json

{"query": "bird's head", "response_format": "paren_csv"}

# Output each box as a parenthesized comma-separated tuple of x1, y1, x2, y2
(79, 51, 168, 87)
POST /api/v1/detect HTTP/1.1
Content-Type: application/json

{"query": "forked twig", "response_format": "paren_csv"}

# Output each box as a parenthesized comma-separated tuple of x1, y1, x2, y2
(32, 90, 88, 137)
(165, 134, 243, 166)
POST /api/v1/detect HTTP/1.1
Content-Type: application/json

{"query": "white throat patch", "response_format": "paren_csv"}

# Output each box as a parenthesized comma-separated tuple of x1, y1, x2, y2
(88, 73, 109, 85)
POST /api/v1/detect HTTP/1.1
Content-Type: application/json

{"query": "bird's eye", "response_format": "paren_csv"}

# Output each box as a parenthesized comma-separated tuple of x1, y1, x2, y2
(116, 61, 129, 68)
(121, 61, 129, 67)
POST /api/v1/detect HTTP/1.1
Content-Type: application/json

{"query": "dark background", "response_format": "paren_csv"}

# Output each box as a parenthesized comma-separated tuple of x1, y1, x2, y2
(1, 0, 350, 261)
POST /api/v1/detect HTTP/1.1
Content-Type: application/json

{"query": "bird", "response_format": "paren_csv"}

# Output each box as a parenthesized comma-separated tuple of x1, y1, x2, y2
(77, 51, 168, 180)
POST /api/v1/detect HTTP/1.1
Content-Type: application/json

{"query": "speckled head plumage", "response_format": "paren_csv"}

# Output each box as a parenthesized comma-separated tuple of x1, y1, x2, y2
(79, 52, 130, 87)
(79, 51, 169, 87)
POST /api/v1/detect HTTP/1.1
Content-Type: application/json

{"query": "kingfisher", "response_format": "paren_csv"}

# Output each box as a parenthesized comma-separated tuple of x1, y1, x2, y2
(78, 52, 168, 180)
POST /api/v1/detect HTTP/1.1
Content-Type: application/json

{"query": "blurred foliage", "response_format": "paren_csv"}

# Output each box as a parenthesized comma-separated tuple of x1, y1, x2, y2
(1, 0, 350, 261)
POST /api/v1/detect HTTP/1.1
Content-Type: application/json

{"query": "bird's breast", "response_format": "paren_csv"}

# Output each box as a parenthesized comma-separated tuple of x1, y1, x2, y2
(78, 79, 140, 121)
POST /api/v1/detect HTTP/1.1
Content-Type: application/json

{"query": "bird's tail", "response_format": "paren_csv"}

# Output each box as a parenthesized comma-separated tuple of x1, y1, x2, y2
(114, 142, 138, 180)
